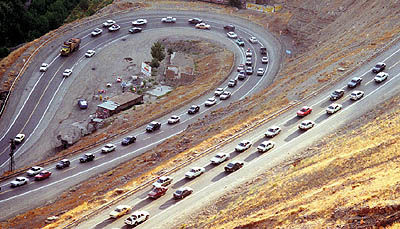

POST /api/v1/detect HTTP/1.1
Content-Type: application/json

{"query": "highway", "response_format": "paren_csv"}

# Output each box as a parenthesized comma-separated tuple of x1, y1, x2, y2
(77, 41, 400, 228)
(0, 10, 283, 220)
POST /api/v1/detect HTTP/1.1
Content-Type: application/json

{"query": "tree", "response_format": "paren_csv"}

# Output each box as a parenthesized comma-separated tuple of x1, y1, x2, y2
(229, 0, 242, 9)
(150, 58, 160, 68)
(151, 42, 165, 62)
(167, 48, 173, 55)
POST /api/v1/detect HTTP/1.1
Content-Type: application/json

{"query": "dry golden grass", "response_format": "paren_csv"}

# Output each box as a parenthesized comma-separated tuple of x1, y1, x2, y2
(182, 97, 400, 228)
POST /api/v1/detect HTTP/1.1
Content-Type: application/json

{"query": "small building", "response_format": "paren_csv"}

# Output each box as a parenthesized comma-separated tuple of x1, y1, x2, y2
(96, 93, 143, 118)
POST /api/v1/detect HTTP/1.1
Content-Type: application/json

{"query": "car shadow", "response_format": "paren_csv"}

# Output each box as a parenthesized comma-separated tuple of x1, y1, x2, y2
(93, 218, 115, 229)
(253, 138, 265, 146)
(283, 116, 299, 127)
(137, 187, 154, 199)
(211, 171, 227, 182)
(204, 163, 218, 172)
(244, 151, 262, 162)
(159, 198, 176, 210)
(315, 113, 329, 124)
(284, 129, 305, 142)
(131, 198, 153, 211)
(319, 99, 332, 108)
(171, 178, 191, 189)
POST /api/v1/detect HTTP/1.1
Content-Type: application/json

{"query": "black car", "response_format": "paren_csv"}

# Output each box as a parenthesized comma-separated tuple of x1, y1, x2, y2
(347, 77, 362, 88)
(79, 153, 95, 163)
(173, 187, 193, 199)
(121, 136, 136, 145)
(146, 121, 161, 132)
(228, 79, 237, 87)
(371, 62, 386, 73)
(260, 47, 267, 55)
(188, 18, 202, 24)
(128, 27, 142, 34)
(223, 24, 235, 32)
(330, 89, 345, 100)
(188, 105, 200, 114)
(224, 161, 244, 172)
(56, 159, 70, 169)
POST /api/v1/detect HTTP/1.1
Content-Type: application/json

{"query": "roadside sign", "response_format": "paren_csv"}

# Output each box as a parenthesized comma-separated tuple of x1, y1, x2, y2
(141, 62, 151, 77)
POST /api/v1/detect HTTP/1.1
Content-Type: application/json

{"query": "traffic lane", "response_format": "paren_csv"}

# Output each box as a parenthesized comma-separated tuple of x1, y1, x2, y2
(0, 25, 258, 190)
(134, 71, 400, 229)
(0, 23, 248, 169)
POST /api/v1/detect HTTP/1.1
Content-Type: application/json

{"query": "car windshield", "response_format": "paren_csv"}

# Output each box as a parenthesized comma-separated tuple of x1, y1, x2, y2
(239, 142, 246, 147)
(301, 108, 307, 112)
(215, 154, 223, 158)
(208, 98, 214, 102)
(175, 190, 183, 194)
(190, 169, 196, 172)
(227, 163, 234, 167)
(105, 145, 113, 148)
(16, 178, 24, 181)
(260, 144, 266, 148)
(115, 208, 122, 212)
(190, 106, 197, 109)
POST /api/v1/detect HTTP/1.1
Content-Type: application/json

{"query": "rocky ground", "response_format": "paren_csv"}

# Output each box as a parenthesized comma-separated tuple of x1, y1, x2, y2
(2, 0, 400, 228)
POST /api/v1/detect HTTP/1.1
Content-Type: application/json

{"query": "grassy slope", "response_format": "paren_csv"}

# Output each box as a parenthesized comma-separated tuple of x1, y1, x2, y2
(181, 94, 400, 228)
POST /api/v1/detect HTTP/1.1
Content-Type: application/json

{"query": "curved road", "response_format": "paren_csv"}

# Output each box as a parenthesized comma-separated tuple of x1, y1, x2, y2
(78, 35, 400, 229)
(0, 10, 283, 220)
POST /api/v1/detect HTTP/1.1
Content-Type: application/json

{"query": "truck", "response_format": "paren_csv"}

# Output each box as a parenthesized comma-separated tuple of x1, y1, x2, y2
(60, 38, 81, 56)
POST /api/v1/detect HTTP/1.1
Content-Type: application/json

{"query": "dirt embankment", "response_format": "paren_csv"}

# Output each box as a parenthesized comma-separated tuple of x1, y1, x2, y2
(180, 91, 400, 229)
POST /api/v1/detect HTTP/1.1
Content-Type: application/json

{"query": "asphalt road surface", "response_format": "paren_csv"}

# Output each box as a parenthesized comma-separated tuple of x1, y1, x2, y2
(0, 10, 283, 220)
(77, 40, 400, 229)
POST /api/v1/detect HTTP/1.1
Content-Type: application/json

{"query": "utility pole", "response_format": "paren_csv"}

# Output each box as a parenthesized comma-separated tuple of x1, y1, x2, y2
(9, 138, 16, 171)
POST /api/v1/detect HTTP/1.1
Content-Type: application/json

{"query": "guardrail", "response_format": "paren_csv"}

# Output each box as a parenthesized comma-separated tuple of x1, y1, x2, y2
(61, 98, 300, 228)
(61, 28, 400, 229)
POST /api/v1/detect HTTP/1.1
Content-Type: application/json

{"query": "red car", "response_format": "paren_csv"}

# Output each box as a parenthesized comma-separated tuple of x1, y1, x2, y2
(297, 106, 312, 117)
(148, 186, 168, 199)
(34, 170, 52, 180)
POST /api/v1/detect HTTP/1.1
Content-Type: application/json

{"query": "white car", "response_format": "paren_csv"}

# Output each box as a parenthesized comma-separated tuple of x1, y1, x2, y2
(326, 103, 342, 114)
(257, 141, 275, 153)
(161, 16, 176, 23)
(152, 176, 173, 187)
(91, 28, 103, 36)
(298, 120, 315, 130)
(27, 166, 44, 176)
(109, 205, 132, 219)
(10, 177, 29, 187)
(125, 210, 150, 226)
(374, 72, 388, 83)
(85, 50, 95, 58)
(249, 36, 258, 43)
(214, 88, 224, 96)
(132, 18, 147, 26)
(167, 115, 180, 124)
(101, 143, 116, 153)
(108, 24, 120, 32)
(257, 68, 264, 76)
(185, 167, 205, 179)
(205, 97, 217, 106)
(102, 20, 116, 27)
(63, 69, 72, 77)
(40, 63, 49, 72)
(226, 32, 238, 39)
(245, 49, 252, 57)
(261, 56, 269, 64)
(220, 91, 231, 100)
(350, 90, 364, 100)
(264, 126, 281, 137)
(14, 133, 25, 143)
(195, 23, 211, 29)
(210, 152, 230, 164)
(235, 140, 252, 152)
